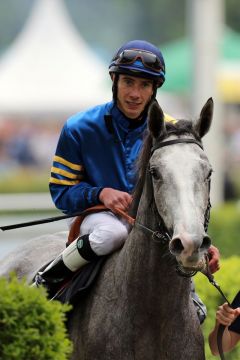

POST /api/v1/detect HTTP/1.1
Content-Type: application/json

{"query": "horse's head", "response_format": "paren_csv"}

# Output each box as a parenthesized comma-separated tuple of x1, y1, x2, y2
(148, 98, 213, 273)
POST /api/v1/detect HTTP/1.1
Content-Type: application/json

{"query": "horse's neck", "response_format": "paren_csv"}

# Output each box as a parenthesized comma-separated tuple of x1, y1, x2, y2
(116, 195, 191, 312)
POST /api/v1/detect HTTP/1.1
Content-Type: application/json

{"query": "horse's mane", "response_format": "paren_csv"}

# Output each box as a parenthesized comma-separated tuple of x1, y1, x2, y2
(130, 119, 201, 217)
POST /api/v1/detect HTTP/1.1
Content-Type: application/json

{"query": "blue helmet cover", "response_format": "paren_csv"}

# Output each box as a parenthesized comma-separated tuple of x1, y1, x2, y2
(109, 40, 165, 86)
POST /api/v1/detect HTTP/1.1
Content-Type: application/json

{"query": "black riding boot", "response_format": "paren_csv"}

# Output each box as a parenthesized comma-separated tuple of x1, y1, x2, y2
(34, 234, 98, 287)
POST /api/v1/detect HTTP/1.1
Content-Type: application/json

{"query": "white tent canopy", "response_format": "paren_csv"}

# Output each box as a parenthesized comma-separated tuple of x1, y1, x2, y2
(0, 0, 111, 115)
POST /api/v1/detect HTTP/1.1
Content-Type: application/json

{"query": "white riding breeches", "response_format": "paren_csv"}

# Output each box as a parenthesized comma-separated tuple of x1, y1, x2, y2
(79, 211, 131, 256)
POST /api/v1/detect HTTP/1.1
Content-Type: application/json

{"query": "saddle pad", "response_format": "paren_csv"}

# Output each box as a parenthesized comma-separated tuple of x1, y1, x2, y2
(51, 257, 106, 304)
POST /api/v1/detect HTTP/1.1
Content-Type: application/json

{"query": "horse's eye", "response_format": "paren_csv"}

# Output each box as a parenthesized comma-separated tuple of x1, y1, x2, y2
(206, 169, 213, 181)
(150, 167, 160, 179)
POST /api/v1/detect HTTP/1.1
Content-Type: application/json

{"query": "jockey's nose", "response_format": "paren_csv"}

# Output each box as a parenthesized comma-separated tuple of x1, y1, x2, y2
(129, 85, 141, 99)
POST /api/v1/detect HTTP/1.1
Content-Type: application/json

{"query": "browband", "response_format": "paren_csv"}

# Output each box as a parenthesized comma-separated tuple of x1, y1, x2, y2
(151, 138, 203, 154)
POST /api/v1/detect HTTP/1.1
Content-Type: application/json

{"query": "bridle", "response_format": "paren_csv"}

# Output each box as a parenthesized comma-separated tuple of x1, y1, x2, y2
(151, 137, 204, 153)
(148, 137, 211, 266)
(150, 137, 211, 233)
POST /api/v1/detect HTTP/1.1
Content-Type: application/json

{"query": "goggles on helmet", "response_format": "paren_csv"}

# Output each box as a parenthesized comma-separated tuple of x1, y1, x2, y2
(114, 49, 164, 73)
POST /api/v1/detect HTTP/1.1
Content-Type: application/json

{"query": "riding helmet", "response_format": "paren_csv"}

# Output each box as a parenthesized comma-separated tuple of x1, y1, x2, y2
(109, 40, 166, 88)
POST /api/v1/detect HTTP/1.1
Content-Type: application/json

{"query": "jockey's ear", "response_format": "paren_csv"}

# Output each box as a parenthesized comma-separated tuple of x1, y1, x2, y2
(148, 100, 166, 139)
(194, 97, 214, 138)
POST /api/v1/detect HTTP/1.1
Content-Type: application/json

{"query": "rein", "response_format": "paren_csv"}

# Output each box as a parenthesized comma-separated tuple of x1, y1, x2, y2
(200, 258, 231, 360)
(108, 207, 171, 244)
(0, 204, 169, 242)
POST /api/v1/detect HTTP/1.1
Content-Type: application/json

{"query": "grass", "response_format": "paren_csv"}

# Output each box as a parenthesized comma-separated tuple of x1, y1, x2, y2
(0, 168, 49, 193)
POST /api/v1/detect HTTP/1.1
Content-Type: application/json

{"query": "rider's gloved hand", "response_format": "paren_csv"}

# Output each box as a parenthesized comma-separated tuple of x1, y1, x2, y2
(208, 245, 220, 274)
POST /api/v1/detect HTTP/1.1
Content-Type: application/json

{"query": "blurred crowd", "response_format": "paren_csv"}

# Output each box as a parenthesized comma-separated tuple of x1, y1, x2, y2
(0, 108, 240, 200)
(0, 116, 61, 172)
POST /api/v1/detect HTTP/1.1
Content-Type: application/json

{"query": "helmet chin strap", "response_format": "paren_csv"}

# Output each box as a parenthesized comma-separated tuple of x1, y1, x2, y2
(112, 74, 119, 102)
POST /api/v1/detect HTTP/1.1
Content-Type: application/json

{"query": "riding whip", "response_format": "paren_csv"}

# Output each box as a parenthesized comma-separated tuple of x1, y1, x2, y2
(0, 205, 109, 231)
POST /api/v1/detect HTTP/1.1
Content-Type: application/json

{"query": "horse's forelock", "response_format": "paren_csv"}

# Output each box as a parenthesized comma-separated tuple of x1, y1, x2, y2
(163, 120, 201, 141)
(138, 119, 199, 176)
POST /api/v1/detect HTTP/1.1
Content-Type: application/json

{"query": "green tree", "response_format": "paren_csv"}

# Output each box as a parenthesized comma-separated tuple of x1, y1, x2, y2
(0, 274, 72, 360)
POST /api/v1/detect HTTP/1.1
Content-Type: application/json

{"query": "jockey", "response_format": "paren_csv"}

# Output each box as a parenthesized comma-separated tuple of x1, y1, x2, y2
(38, 39, 171, 282)
(36, 40, 220, 323)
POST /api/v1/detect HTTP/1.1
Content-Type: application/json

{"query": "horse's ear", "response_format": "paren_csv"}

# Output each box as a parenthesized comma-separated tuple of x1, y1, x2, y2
(148, 100, 166, 139)
(194, 97, 214, 138)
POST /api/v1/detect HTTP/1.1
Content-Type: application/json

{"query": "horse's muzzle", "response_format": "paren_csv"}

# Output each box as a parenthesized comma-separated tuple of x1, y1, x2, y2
(169, 233, 211, 269)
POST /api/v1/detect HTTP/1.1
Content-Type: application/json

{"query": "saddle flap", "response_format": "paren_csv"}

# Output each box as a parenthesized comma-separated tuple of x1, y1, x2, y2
(67, 205, 108, 245)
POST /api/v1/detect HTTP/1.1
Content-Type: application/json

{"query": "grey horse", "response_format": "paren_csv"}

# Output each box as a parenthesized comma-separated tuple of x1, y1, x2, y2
(0, 98, 214, 360)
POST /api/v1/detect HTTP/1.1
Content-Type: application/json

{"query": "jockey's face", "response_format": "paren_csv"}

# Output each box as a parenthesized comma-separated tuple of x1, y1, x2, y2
(116, 74, 154, 119)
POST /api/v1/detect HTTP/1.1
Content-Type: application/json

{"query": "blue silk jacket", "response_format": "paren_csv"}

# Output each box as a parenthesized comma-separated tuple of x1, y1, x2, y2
(49, 101, 175, 214)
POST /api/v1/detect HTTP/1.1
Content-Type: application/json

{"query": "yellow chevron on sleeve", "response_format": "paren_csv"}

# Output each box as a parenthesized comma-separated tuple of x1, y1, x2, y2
(164, 113, 177, 124)
(51, 166, 83, 179)
(49, 177, 80, 186)
(53, 155, 83, 171)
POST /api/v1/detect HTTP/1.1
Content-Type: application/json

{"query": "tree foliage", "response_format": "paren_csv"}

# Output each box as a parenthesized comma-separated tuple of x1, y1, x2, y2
(208, 202, 240, 257)
(0, 274, 72, 360)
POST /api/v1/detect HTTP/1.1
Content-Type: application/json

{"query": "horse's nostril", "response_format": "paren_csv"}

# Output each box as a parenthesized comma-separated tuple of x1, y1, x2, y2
(169, 238, 184, 255)
(200, 236, 211, 251)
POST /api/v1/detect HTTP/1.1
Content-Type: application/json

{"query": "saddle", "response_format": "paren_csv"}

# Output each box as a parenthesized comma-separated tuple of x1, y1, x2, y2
(34, 205, 134, 303)
(67, 204, 108, 245)
(37, 205, 133, 304)
(35, 252, 107, 304)
(67, 204, 134, 245)
(34, 206, 107, 303)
